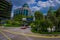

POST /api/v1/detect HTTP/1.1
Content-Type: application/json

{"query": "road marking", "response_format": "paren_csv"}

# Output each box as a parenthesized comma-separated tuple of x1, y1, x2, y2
(0, 31, 11, 40)
(1, 29, 60, 38)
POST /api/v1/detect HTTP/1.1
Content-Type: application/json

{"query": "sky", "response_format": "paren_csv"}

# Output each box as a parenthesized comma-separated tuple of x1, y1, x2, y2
(9, 0, 60, 17)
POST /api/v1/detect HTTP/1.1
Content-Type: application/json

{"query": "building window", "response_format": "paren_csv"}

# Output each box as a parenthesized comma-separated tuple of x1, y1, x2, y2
(23, 9, 28, 16)
(25, 10, 28, 16)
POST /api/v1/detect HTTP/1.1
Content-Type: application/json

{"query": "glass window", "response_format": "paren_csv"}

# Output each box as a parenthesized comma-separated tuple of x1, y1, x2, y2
(25, 10, 28, 16)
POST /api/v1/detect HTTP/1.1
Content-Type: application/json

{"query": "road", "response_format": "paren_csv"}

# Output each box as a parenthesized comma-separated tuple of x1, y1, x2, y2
(0, 31, 60, 40)
(0, 32, 8, 40)
(0, 27, 60, 40)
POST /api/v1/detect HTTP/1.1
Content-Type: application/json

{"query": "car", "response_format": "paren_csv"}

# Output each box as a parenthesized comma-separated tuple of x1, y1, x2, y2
(21, 26, 27, 29)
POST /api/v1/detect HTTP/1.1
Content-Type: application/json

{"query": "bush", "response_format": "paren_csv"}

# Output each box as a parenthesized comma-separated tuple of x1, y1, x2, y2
(4, 20, 23, 27)
(31, 19, 53, 33)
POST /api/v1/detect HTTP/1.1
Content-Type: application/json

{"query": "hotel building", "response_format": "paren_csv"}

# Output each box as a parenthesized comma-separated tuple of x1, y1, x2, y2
(14, 3, 32, 16)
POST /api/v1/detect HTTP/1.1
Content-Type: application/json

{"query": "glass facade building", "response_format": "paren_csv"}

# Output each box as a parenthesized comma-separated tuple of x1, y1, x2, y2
(0, 0, 12, 19)
(14, 3, 32, 16)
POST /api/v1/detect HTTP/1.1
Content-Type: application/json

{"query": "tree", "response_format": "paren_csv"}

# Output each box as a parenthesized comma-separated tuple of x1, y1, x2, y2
(47, 7, 57, 26)
(31, 10, 53, 33)
(14, 14, 26, 21)
(55, 17, 60, 32)
(47, 7, 60, 32)
(34, 11, 43, 20)
(47, 7, 53, 17)
(14, 14, 22, 21)
(40, 19, 53, 32)
(55, 7, 60, 32)
(56, 7, 60, 17)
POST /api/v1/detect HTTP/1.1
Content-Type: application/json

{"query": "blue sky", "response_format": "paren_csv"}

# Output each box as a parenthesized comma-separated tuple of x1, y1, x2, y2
(9, 0, 60, 17)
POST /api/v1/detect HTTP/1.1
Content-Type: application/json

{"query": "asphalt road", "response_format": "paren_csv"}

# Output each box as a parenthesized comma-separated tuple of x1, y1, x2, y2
(0, 31, 60, 40)
(0, 32, 8, 40)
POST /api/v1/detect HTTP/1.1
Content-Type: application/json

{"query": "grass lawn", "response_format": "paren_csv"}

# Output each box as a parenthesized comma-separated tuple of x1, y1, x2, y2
(31, 30, 60, 34)
(3, 24, 21, 27)
(39, 32, 60, 34)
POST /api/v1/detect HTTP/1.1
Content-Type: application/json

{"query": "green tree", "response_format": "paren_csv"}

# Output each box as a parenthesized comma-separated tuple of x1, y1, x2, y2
(47, 7, 53, 17)
(14, 14, 22, 21)
(34, 11, 43, 20)
(56, 17, 60, 32)
(31, 19, 53, 33)
(47, 7, 57, 26)
(56, 7, 60, 17)
(47, 7, 60, 32)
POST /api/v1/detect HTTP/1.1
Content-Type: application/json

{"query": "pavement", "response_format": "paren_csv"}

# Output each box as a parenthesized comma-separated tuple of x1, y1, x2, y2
(0, 27, 60, 40)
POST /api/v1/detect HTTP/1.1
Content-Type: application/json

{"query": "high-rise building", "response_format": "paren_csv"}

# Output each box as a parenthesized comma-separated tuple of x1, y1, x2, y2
(0, 0, 12, 20)
(14, 3, 32, 16)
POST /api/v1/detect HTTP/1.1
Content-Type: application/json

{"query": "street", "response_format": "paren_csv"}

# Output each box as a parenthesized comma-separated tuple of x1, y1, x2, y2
(0, 32, 8, 40)
(0, 31, 60, 40)
(0, 27, 60, 40)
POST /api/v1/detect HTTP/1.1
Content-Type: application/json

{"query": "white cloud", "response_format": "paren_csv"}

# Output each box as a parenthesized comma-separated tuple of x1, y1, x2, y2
(49, 0, 54, 3)
(48, 0, 60, 4)
(37, 0, 56, 8)
(30, 0, 58, 12)
(31, 6, 41, 11)
(55, 0, 60, 4)
(30, 0, 35, 3)
(27, 0, 36, 4)
(37, 1, 50, 8)
(43, 13, 47, 15)
(13, 6, 21, 9)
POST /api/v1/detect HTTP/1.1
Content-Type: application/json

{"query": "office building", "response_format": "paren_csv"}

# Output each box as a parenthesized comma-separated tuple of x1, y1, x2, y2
(0, 0, 12, 19)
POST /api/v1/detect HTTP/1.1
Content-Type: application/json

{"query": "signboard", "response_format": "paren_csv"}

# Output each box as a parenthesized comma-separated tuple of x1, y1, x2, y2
(26, 18, 33, 21)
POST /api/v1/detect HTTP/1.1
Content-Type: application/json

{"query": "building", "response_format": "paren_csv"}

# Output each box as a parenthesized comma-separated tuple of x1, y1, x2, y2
(0, 0, 12, 24)
(0, 0, 12, 19)
(14, 3, 32, 16)
(14, 3, 35, 22)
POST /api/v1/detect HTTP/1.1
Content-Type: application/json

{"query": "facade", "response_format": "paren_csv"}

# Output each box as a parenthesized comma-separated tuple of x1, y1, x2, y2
(0, 0, 12, 19)
(14, 3, 32, 16)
